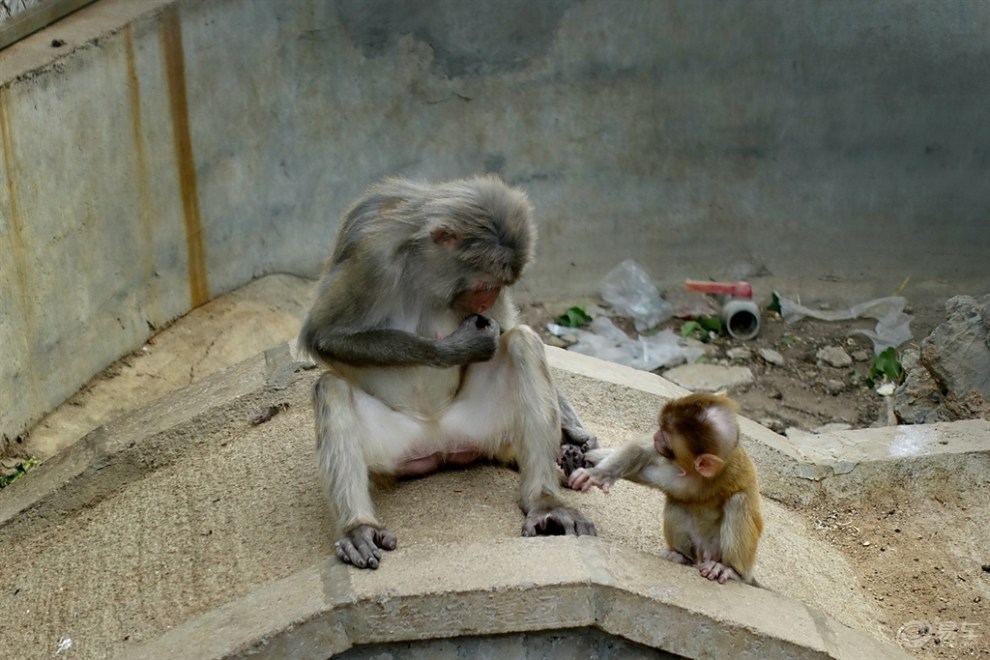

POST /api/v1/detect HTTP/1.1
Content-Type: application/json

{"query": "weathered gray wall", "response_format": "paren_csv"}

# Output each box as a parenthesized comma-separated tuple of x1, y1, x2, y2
(2, 0, 988, 446)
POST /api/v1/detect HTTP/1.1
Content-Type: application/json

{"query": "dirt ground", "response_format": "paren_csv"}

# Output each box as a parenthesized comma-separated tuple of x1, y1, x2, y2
(523, 298, 990, 658)
(7, 278, 989, 657)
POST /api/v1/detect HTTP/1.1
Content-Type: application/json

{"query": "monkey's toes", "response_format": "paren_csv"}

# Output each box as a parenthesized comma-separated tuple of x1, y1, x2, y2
(335, 525, 397, 569)
(558, 444, 586, 478)
(522, 506, 597, 537)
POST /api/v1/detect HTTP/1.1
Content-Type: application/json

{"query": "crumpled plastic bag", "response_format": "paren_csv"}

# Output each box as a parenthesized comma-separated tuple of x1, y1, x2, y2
(777, 294, 912, 354)
(548, 316, 703, 372)
(600, 259, 674, 332)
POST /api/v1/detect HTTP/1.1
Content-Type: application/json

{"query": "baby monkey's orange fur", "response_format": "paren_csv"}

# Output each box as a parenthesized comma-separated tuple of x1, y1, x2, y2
(569, 393, 763, 584)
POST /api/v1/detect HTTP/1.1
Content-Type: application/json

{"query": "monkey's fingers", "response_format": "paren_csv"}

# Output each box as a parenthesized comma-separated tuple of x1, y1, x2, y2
(567, 468, 593, 491)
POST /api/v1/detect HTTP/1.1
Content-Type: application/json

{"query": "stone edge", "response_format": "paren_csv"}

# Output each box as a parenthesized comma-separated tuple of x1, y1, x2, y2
(116, 537, 911, 660)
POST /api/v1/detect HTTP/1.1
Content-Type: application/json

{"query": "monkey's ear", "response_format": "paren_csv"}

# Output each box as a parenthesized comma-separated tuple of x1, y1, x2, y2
(430, 226, 462, 247)
(694, 453, 725, 479)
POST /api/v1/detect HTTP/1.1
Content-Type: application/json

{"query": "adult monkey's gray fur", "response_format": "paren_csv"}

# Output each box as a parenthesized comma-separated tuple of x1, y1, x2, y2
(300, 175, 598, 569)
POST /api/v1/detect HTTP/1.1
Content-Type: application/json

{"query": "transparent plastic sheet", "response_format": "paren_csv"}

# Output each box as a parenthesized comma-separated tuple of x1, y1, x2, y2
(777, 294, 913, 354)
(548, 317, 704, 372)
(599, 259, 674, 332)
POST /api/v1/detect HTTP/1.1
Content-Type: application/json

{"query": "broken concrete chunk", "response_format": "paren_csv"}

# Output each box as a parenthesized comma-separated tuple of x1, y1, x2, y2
(662, 363, 754, 392)
(726, 347, 752, 361)
(816, 346, 853, 368)
(759, 348, 785, 366)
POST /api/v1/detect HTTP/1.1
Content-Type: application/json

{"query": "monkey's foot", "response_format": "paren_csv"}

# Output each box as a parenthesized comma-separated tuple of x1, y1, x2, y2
(522, 505, 597, 537)
(698, 560, 741, 584)
(661, 549, 693, 566)
(557, 444, 590, 479)
(561, 425, 599, 452)
(334, 524, 397, 569)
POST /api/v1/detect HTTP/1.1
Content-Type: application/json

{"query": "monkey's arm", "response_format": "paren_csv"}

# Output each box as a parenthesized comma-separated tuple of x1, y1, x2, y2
(568, 439, 657, 493)
(718, 491, 762, 583)
(301, 314, 499, 368)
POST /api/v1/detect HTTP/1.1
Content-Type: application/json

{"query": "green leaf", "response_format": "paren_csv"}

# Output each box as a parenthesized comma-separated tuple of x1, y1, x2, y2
(680, 320, 702, 337)
(697, 316, 723, 333)
(680, 319, 721, 343)
(555, 306, 592, 328)
(869, 347, 904, 385)
(767, 292, 782, 314)
(0, 457, 37, 489)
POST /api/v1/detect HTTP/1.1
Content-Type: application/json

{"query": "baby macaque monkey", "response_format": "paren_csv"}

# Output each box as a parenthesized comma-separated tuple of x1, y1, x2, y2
(569, 393, 763, 585)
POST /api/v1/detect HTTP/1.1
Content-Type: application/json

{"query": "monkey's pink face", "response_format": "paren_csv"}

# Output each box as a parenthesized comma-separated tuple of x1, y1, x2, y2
(460, 280, 502, 314)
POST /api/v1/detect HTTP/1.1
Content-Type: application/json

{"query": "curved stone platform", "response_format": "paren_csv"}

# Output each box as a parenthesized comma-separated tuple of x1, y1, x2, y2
(3, 343, 969, 659)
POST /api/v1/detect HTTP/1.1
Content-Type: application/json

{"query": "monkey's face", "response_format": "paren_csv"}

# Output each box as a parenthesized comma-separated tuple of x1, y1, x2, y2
(654, 426, 691, 477)
(443, 222, 534, 315)
(458, 279, 502, 315)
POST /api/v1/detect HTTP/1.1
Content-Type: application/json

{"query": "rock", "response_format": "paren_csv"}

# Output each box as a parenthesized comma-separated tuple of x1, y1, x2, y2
(895, 295, 990, 423)
(758, 348, 785, 366)
(893, 348, 949, 424)
(759, 417, 786, 434)
(851, 350, 871, 363)
(824, 379, 845, 395)
(726, 347, 751, 361)
(816, 346, 853, 368)
(662, 363, 754, 392)
(919, 294, 990, 420)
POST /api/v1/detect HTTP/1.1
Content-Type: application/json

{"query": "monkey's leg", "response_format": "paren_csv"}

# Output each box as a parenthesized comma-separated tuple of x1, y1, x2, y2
(504, 327, 597, 536)
(662, 502, 697, 567)
(443, 325, 596, 536)
(314, 372, 405, 569)
(715, 491, 762, 584)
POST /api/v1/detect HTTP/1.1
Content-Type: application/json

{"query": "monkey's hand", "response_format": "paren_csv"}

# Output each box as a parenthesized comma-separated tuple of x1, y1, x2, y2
(567, 467, 614, 494)
(439, 314, 501, 365)
(334, 524, 397, 570)
(522, 504, 597, 537)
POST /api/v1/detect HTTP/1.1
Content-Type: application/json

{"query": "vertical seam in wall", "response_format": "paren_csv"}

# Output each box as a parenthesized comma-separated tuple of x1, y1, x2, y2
(159, 5, 209, 308)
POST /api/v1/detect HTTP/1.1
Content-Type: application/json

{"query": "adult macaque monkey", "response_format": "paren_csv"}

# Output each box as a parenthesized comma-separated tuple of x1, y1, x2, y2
(300, 175, 597, 569)
(569, 393, 763, 585)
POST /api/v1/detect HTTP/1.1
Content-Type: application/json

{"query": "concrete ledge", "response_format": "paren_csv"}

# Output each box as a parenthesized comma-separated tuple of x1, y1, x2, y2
(118, 537, 908, 660)
(0, 343, 292, 535)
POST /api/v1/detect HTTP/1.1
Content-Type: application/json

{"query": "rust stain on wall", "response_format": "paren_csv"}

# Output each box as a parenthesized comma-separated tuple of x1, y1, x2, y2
(159, 6, 209, 308)
(0, 87, 41, 433)
(124, 24, 161, 324)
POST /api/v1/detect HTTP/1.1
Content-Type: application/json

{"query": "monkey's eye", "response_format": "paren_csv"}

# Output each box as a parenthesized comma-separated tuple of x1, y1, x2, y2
(656, 429, 675, 460)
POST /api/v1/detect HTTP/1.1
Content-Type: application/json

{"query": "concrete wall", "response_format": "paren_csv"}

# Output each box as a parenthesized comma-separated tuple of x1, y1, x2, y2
(2, 0, 988, 447)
